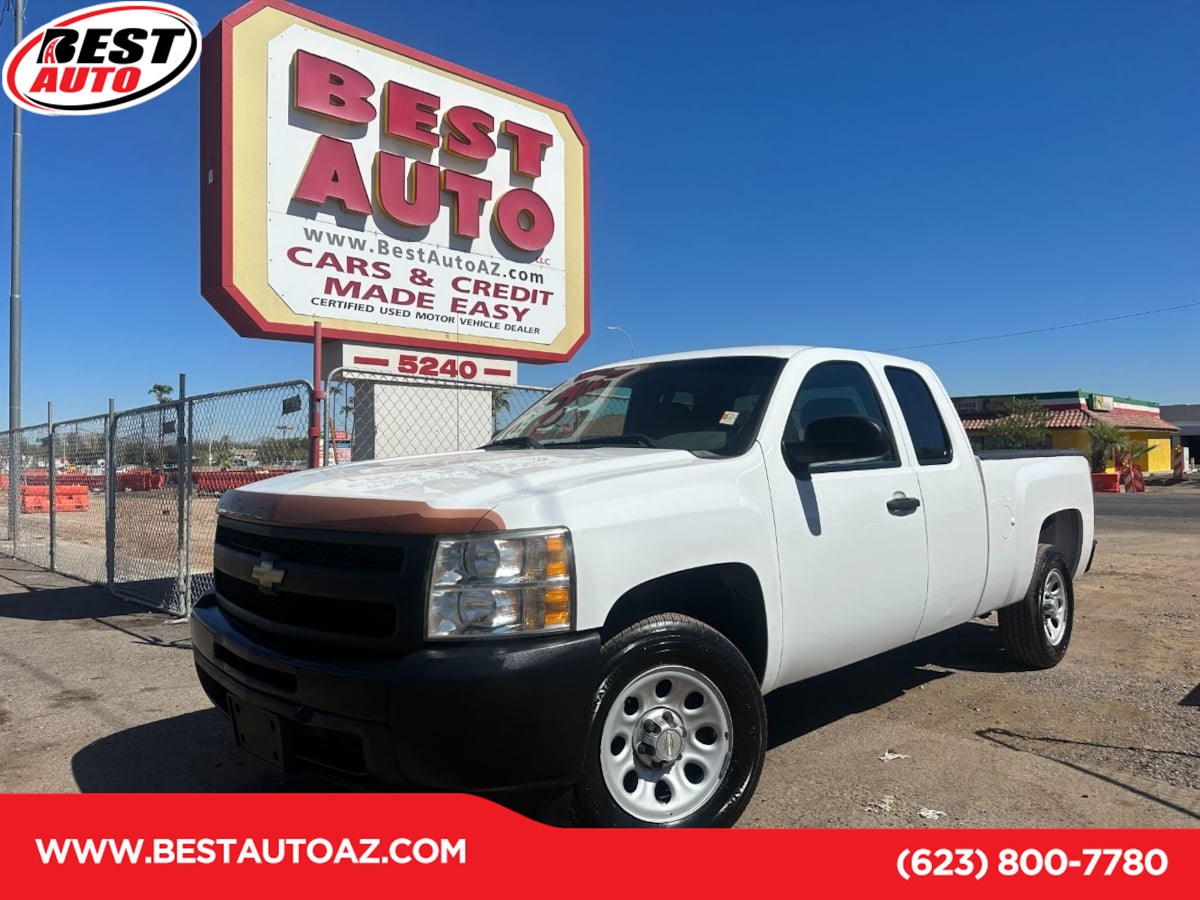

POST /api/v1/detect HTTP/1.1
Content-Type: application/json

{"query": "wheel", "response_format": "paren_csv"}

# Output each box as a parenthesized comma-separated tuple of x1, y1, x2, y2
(572, 614, 767, 827)
(999, 543, 1074, 669)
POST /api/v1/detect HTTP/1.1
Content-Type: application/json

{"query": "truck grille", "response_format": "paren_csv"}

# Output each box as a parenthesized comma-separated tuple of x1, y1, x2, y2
(215, 525, 407, 572)
(211, 517, 430, 654)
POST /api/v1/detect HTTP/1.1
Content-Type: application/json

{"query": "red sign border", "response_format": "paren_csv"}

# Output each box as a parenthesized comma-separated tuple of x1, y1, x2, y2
(200, 0, 591, 363)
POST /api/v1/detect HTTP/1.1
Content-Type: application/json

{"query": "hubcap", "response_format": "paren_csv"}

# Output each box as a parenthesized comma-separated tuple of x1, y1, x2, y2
(1041, 568, 1068, 645)
(599, 665, 733, 823)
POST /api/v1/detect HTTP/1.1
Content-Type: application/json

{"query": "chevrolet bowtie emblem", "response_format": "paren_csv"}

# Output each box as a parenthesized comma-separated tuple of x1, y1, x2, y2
(250, 556, 285, 594)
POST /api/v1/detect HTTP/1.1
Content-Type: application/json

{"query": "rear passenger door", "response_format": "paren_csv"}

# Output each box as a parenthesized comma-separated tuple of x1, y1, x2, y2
(877, 363, 988, 638)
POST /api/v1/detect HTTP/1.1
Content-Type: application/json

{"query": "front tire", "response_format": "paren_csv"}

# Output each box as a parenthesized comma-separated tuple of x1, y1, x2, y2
(999, 543, 1074, 669)
(572, 614, 766, 828)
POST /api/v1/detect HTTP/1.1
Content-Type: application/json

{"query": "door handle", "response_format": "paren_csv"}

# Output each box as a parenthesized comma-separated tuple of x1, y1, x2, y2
(887, 496, 921, 515)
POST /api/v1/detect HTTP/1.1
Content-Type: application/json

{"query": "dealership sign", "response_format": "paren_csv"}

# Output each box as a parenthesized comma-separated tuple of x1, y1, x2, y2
(200, 0, 589, 363)
(322, 341, 518, 386)
(2, 2, 201, 115)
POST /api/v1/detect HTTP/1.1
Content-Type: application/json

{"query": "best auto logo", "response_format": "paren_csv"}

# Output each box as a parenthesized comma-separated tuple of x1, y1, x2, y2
(2, 2, 200, 115)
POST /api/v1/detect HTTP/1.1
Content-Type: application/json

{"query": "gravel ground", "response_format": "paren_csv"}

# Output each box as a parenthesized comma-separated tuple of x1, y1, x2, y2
(0, 492, 1195, 828)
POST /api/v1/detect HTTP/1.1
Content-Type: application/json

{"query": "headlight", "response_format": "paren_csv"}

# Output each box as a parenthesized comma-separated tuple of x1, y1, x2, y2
(427, 528, 573, 638)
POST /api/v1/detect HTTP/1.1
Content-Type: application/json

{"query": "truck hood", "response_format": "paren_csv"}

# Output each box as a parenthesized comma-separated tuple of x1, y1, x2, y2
(216, 448, 707, 534)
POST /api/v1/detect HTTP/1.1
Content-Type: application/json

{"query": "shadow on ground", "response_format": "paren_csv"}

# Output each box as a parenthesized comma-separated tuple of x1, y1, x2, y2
(978, 728, 1200, 821)
(72, 709, 573, 823)
(72, 709, 331, 793)
(0, 584, 145, 621)
(0, 581, 193, 652)
(766, 621, 1016, 749)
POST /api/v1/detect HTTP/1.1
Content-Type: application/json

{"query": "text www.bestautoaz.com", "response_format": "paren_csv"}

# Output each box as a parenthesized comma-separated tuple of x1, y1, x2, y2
(35, 836, 466, 865)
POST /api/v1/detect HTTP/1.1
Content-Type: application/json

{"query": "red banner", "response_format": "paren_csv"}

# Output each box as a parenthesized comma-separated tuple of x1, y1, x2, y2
(0, 794, 1195, 898)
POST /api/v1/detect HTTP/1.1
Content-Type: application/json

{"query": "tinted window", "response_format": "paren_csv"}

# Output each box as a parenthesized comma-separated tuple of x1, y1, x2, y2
(492, 356, 785, 457)
(787, 361, 897, 467)
(885, 366, 953, 465)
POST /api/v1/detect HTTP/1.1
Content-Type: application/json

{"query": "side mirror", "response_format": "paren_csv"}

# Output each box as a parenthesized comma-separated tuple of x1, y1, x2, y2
(783, 415, 891, 474)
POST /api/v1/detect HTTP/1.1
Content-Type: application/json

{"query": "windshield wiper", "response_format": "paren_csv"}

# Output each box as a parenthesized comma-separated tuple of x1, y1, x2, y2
(553, 434, 665, 449)
(481, 436, 543, 450)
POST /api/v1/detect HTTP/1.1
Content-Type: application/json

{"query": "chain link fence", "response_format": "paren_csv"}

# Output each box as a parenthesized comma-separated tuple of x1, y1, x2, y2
(14, 423, 52, 570)
(0, 433, 11, 547)
(48, 414, 109, 585)
(111, 400, 190, 612)
(325, 368, 550, 463)
(187, 382, 314, 602)
(1, 380, 314, 615)
(2, 371, 555, 614)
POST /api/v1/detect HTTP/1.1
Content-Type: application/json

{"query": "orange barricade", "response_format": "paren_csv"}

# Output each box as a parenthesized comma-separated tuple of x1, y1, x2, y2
(116, 469, 166, 491)
(20, 493, 49, 513)
(19, 484, 91, 513)
(191, 469, 290, 493)
(53, 473, 105, 490)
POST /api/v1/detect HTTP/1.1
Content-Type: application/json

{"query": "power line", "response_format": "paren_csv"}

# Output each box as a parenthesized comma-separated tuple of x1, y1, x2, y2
(885, 299, 1200, 351)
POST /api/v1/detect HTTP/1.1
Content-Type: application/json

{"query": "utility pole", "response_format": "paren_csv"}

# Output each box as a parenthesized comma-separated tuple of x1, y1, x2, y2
(8, 0, 24, 542)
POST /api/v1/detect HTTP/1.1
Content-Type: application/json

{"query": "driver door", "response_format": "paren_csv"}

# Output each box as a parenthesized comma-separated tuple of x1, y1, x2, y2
(765, 355, 929, 687)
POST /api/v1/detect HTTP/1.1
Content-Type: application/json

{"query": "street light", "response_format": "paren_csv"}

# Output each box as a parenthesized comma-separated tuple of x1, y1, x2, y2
(605, 325, 636, 358)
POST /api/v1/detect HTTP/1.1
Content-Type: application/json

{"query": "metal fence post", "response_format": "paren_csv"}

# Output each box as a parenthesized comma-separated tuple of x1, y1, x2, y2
(183, 392, 193, 612)
(105, 398, 115, 591)
(175, 373, 187, 612)
(8, 428, 18, 547)
(47, 401, 55, 573)
(313, 383, 322, 469)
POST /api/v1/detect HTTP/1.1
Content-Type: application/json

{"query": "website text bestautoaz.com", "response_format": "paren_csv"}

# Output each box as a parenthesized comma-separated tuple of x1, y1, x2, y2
(302, 226, 547, 284)
(35, 836, 466, 866)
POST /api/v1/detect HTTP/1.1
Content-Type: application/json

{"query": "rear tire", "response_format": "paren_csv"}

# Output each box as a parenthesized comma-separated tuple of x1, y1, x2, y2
(999, 543, 1074, 669)
(572, 614, 766, 828)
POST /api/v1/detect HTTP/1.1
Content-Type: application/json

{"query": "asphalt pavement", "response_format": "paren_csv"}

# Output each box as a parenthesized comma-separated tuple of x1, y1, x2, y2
(1093, 482, 1200, 525)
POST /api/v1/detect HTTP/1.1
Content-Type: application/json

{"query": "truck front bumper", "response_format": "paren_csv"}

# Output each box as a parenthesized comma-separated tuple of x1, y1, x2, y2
(191, 593, 601, 793)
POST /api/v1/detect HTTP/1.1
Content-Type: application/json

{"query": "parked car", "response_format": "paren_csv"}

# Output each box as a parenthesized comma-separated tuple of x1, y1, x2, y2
(191, 346, 1095, 827)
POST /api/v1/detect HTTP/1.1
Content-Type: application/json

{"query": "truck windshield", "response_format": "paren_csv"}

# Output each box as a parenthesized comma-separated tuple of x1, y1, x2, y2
(489, 356, 786, 457)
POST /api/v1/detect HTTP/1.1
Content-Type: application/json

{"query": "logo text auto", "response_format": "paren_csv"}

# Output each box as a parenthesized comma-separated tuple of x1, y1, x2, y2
(3, 3, 201, 115)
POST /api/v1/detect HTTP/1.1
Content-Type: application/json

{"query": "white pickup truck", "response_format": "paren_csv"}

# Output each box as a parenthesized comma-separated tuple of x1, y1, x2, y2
(192, 346, 1095, 827)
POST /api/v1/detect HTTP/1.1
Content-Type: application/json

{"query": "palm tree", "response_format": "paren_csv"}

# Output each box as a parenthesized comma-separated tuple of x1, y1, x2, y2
(492, 388, 512, 432)
(148, 384, 173, 403)
(211, 435, 235, 470)
(327, 383, 343, 429)
(325, 383, 343, 464)
(1085, 422, 1125, 474)
(342, 395, 354, 437)
(1086, 421, 1158, 474)
(148, 383, 173, 473)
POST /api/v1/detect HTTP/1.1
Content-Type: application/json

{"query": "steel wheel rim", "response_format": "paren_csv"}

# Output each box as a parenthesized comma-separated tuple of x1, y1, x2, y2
(1041, 568, 1068, 645)
(599, 664, 733, 823)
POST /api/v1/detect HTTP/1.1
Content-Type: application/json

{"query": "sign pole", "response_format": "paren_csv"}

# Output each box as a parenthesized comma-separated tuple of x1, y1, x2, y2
(8, 0, 24, 544)
(310, 321, 323, 468)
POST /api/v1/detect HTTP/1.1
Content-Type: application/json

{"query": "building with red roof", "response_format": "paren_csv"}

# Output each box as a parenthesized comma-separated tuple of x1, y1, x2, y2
(952, 391, 1179, 473)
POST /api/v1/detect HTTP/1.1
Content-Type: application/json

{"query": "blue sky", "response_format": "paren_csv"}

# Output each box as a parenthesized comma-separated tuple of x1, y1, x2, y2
(1, 0, 1197, 425)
